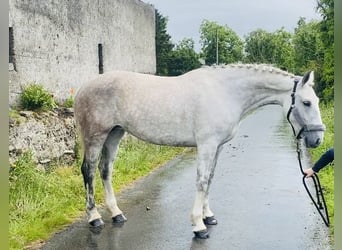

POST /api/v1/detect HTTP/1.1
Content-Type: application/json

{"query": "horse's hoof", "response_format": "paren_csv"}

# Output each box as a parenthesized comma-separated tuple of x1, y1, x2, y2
(112, 214, 127, 224)
(203, 216, 218, 225)
(194, 229, 210, 239)
(89, 218, 105, 228)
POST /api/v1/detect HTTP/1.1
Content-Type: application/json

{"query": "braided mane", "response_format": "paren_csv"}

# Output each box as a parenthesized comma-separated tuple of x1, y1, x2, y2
(205, 63, 296, 78)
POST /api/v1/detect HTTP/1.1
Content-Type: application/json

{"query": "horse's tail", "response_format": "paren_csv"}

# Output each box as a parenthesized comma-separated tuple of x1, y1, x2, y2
(73, 88, 85, 163)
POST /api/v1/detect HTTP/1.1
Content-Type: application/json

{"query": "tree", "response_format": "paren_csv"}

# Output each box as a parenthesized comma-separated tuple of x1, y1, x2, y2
(168, 38, 201, 76)
(244, 29, 275, 63)
(199, 20, 243, 65)
(155, 10, 200, 76)
(244, 28, 295, 72)
(292, 18, 323, 75)
(316, 0, 334, 102)
(155, 9, 174, 75)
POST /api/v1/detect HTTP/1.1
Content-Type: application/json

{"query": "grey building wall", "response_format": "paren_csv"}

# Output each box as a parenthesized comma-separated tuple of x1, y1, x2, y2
(9, 0, 156, 105)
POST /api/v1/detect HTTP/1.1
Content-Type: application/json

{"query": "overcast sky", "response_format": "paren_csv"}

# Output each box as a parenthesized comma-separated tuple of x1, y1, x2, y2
(145, 0, 322, 51)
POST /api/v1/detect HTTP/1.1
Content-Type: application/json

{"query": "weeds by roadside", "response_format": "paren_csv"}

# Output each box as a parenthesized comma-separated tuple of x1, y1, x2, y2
(309, 102, 334, 238)
(20, 83, 57, 111)
(9, 137, 185, 250)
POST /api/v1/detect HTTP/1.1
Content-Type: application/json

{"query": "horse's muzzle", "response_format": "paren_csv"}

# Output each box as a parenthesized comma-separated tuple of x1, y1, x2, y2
(299, 124, 326, 148)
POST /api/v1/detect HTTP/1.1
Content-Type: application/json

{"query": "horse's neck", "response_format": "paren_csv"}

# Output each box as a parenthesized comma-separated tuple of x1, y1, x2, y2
(239, 86, 288, 118)
(211, 67, 295, 117)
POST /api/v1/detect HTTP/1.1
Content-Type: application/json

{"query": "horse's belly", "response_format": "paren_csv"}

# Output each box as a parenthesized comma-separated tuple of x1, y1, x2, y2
(124, 124, 196, 147)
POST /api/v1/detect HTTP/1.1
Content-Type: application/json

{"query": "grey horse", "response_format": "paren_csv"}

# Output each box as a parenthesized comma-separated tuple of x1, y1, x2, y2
(74, 64, 324, 238)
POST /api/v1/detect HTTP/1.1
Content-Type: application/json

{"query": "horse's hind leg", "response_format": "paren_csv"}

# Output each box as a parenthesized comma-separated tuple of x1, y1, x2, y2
(81, 134, 108, 227)
(98, 126, 126, 223)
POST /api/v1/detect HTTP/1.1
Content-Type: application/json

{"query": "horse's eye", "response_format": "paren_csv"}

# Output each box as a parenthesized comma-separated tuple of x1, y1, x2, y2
(303, 101, 311, 107)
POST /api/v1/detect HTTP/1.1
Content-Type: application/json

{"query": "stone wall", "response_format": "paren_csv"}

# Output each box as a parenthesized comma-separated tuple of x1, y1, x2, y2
(9, 0, 156, 106)
(9, 109, 76, 168)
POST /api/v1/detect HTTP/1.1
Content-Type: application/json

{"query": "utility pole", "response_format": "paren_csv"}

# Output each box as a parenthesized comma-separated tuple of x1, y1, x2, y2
(216, 29, 219, 65)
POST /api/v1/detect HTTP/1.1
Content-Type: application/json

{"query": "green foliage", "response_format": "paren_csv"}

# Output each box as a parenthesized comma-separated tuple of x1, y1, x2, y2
(200, 20, 243, 65)
(316, 0, 334, 102)
(9, 151, 83, 250)
(242, 0, 333, 103)
(293, 18, 323, 75)
(20, 83, 57, 111)
(155, 9, 174, 76)
(62, 95, 74, 108)
(244, 28, 295, 71)
(309, 102, 334, 237)
(168, 38, 201, 76)
(317, 0, 334, 47)
(9, 109, 25, 124)
(244, 29, 274, 63)
(155, 10, 201, 76)
(9, 138, 185, 249)
(292, 16, 333, 103)
(112, 137, 185, 191)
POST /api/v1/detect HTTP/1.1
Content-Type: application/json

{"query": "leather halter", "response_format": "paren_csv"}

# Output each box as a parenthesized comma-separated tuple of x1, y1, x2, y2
(286, 79, 326, 139)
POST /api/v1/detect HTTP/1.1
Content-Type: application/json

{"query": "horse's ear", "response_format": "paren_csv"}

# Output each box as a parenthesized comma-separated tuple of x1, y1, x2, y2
(301, 71, 314, 85)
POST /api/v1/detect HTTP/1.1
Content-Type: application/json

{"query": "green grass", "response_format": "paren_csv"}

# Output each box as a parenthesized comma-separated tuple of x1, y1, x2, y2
(309, 102, 334, 238)
(61, 95, 74, 108)
(9, 137, 185, 250)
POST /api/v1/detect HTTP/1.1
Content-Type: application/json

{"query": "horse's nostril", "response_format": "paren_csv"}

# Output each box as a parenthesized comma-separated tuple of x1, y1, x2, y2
(316, 138, 321, 145)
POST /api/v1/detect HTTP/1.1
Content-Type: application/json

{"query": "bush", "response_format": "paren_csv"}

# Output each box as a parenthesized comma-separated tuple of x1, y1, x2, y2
(20, 83, 57, 111)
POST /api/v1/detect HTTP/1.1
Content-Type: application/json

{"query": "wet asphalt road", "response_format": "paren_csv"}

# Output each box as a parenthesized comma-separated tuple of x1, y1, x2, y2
(42, 106, 331, 250)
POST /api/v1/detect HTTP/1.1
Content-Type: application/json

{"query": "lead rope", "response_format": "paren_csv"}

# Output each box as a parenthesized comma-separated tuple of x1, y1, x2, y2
(295, 141, 330, 227)
(287, 79, 329, 227)
(286, 79, 330, 227)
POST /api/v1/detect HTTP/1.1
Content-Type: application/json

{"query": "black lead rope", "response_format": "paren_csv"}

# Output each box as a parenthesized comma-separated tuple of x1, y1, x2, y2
(295, 141, 330, 227)
(287, 78, 330, 227)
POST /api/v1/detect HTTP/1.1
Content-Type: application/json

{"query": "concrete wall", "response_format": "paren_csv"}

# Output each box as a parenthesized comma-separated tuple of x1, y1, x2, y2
(9, 0, 156, 105)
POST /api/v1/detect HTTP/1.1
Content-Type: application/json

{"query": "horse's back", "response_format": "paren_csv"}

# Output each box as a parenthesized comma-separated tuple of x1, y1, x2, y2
(74, 71, 199, 146)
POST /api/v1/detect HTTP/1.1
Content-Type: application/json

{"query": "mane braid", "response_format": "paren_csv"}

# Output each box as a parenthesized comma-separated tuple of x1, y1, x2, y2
(220, 63, 295, 78)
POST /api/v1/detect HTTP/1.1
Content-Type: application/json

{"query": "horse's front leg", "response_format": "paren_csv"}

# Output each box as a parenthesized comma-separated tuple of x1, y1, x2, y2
(191, 142, 220, 238)
(203, 144, 223, 226)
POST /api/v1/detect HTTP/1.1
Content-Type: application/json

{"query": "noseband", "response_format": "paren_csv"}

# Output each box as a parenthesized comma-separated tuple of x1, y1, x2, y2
(286, 79, 326, 139)
(286, 79, 330, 227)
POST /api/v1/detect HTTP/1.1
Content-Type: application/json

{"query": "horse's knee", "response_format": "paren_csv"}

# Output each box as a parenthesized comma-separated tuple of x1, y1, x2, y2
(81, 160, 90, 186)
(81, 158, 97, 182)
(99, 162, 110, 180)
(196, 178, 209, 192)
(81, 159, 97, 207)
(81, 159, 87, 175)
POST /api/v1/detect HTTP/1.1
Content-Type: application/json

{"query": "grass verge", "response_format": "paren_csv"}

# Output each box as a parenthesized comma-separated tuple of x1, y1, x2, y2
(9, 136, 185, 250)
(309, 101, 334, 238)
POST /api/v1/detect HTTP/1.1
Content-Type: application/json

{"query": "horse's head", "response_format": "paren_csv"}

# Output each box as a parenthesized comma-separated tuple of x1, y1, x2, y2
(286, 71, 325, 148)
